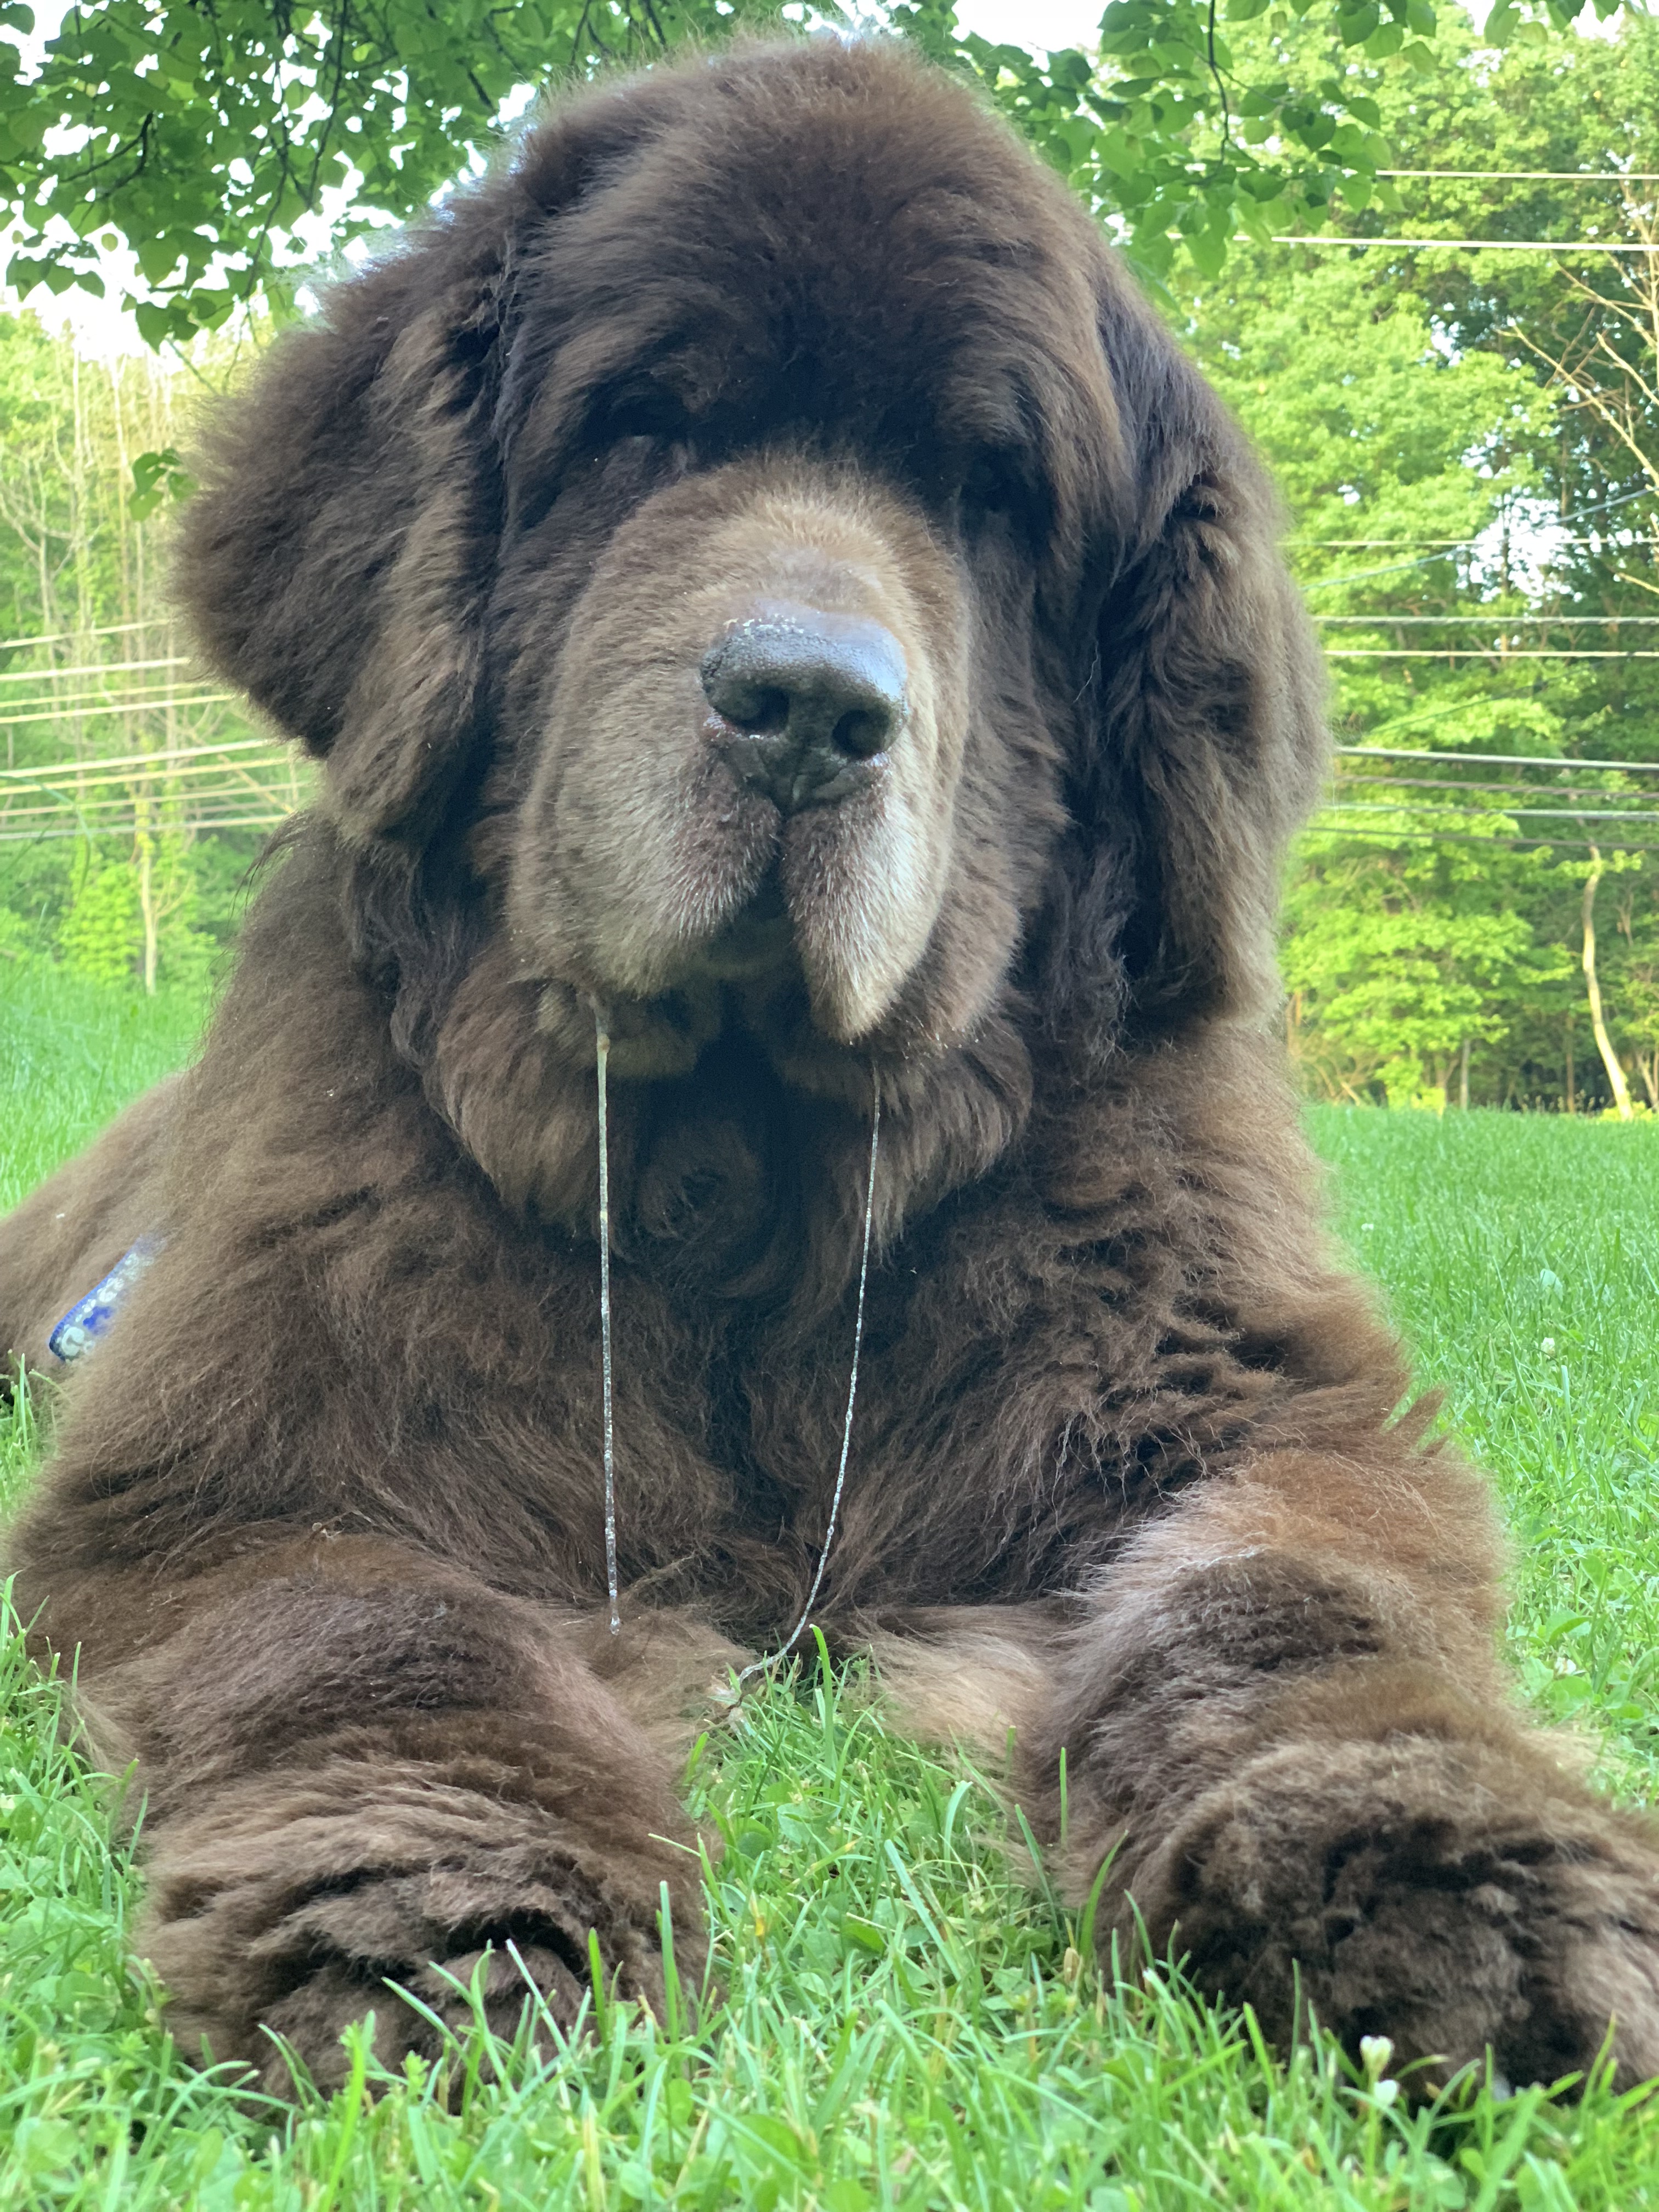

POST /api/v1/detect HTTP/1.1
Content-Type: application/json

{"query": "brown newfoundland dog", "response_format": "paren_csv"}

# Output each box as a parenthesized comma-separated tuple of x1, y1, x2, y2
(5, 32, 1659, 2097)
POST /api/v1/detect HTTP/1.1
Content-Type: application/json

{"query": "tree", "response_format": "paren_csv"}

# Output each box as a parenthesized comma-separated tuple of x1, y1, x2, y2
(0, 0, 1611, 341)
(0, 311, 281, 988)
(1172, 7, 1659, 1109)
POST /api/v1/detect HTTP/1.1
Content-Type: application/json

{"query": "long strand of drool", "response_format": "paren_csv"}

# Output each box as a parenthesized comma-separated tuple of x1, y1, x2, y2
(595, 1008, 620, 1635)
(731, 1064, 882, 1692)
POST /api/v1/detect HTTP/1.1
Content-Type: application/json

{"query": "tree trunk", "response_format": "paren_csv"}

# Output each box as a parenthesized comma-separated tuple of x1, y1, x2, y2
(1458, 1035, 1470, 1110)
(1582, 850, 1634, 1121)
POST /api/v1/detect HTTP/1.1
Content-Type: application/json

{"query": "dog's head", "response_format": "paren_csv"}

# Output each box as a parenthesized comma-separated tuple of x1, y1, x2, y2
(181, 37, 1324, 1273)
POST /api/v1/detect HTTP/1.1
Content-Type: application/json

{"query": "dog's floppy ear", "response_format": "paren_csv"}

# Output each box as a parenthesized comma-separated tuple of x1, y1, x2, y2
(176, 94, 653, 849)
(176, 217, 512, 848)
(1053, 275, 1327, 1052)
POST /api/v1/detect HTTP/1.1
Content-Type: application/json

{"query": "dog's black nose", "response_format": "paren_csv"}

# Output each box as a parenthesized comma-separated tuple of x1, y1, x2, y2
(701, 603, 907, 812)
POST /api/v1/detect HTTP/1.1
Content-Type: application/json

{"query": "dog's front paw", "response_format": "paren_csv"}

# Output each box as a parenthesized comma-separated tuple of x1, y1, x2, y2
(253, 1857, 682, 2094)
(1118, 1731, 1659, 2091)
(142, 1783, 701, 2094)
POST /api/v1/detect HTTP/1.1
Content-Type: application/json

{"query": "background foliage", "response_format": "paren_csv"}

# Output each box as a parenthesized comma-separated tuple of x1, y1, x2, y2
(2, 0, 1616, 331)
(0, 316, 293, 991)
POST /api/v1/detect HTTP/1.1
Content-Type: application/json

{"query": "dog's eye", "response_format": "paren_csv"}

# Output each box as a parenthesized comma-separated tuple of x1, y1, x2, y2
(961, 450, 1030, 518)
(959, 449, 1049, 548)
(601, 388, 693, 446)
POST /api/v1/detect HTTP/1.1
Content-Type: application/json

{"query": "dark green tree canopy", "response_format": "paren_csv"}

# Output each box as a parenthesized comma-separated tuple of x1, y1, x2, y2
(0, 0, 1612, 341)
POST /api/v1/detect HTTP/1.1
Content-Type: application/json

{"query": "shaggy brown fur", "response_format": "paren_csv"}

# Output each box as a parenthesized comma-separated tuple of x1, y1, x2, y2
(5, 33, 1659, 2097)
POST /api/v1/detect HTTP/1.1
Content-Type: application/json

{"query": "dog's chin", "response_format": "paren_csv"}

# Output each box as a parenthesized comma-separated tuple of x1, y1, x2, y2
(566, 966, 883, 1093)
(551, 862, 935, 1087)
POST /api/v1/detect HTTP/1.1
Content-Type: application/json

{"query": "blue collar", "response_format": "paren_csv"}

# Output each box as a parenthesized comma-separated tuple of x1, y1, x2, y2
(49, 1238, 161, 1363)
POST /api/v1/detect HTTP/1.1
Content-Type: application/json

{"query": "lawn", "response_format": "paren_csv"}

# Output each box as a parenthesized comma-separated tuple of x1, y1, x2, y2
(3, 968, 1659, 2208)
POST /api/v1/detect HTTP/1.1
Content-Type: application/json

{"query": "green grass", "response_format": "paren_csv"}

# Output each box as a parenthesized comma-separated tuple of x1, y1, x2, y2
(3, 975, 1659, 2207)
(0, 961, 209, 1216)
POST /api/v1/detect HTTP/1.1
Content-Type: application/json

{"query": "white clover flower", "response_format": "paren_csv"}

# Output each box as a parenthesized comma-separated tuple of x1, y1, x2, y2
(1359, 2034, 1393, 2081)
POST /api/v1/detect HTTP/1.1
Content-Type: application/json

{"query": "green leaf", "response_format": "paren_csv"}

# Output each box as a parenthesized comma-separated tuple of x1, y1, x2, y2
(1336, 3, 1380, 44)
(1186, 224, 1230, 277)
(132, 300, 175, 349)
(839, 1911, 885, 1955)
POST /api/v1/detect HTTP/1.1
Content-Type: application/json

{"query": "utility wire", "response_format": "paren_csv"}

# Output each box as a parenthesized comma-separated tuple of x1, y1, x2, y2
(0, 619, 172, 655)
(1293, 535, 1615, 549)
(1336, 743, 1659, 771)
(1321, 800, 1659, 821)
(1380, 169, 1659, 182)
(1294, 490, 1655, 587)
(1316, 614, 1659, 624)
(0, 685, 232, 718)
(0, 693, 241, 731)
(1302, 823, 1659, 852)
(0, 783, 299, 822)
(0, 813, 289, 844)
(1305, 554, 1486, 589)
(0, 736, 288, 782)
(1272, 235, 1659, 253)
(1325, 647, 1659, 658)
(1334, 772, 1659, 799)
(1322, 614, 1659, 625)
(0, 656, 191, 686)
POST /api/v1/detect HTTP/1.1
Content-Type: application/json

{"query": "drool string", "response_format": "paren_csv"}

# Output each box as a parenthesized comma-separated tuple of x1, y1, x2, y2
(595, 1008, 619, 1635)
(590, 1009, 883, 1681)
(732, 1064, 881, 1692)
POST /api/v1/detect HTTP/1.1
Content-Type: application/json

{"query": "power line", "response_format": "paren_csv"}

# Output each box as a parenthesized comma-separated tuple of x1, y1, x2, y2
(0, 736, 288, 782)
(1305, 554, 1478, 589)
(1294, 536, 1613, 549)
(0, 778, 300, 822)
(1303, 823, 1659, 852)
(1309, 832, 1659, 854)
(0, 655, 191, 686)
(0, 685, 231, 719)
(1326, 647, 1659, 658)
(1334, 771, 1659, 799)
(0, 692, 241, 731)
(1336, 742, 1659, 771)
(1272, 235, 1657, 253)
(0, 619, 172, 655)
(1316, 614, 1659, 624)
(0, 812, 289, 845)
(1293, 490, 1656, 584)
(1380, 170, 1659, 183)
(1322, 800, 1659, 821)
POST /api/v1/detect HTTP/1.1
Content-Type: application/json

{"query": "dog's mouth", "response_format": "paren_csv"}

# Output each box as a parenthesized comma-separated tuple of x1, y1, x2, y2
(686, 866, 794, 984)
(572, 861, 896, 1103)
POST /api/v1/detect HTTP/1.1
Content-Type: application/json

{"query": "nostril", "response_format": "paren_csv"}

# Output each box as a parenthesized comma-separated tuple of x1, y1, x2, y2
(831, 706, 891, 760)
(709, 681, 791, 736)
(749, 687, 792, 736)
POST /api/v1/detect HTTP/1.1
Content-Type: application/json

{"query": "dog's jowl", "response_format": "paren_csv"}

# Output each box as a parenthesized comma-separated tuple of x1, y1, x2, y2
(4, 36, 1658, 2095)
